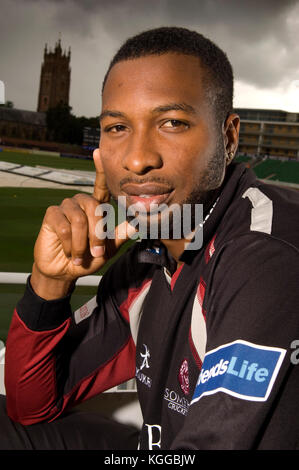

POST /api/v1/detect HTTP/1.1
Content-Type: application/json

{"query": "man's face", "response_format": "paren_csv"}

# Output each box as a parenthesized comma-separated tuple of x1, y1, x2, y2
(99, 53, 227, 221)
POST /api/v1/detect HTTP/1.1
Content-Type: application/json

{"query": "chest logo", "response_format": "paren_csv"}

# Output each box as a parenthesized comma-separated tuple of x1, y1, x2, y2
(136, 344, 152, 388)
(140, 344, 150, 370)
(178, 359, 190, 395)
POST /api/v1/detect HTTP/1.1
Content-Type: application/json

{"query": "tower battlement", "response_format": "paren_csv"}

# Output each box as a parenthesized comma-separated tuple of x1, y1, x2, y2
(37, 39, 71, 112)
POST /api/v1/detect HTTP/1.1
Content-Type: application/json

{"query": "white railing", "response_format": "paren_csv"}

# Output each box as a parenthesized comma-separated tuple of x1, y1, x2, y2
(0, 342, 5, 395)
(0, 272, 101, 286)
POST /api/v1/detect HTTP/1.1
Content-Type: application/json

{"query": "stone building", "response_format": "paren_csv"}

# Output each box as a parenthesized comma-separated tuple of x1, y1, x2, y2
(0, 39, 71, 148)
(37, 39, 71, 112)
(0, 107, 47, 143)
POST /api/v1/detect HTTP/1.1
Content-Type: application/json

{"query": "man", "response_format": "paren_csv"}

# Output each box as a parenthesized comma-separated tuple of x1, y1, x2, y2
(1, 26, 299, 450)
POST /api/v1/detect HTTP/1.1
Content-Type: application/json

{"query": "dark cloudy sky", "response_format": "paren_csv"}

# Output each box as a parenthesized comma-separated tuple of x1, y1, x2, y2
(1, 0, 298, 117)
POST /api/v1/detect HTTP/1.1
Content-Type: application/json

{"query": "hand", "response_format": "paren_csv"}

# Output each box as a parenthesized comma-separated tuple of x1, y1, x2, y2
(31, 149, 134, 299)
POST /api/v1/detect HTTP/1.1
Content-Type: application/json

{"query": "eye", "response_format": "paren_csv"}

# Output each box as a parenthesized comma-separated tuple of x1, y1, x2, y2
(104, 124, 127, 133)
(161, 120, 189, 130)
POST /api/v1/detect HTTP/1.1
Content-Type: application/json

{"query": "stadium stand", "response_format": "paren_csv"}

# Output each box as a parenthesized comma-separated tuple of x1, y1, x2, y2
(269, 160, 299, 184)
(252, 159, 285, 180)
(236, 155, 299, 187)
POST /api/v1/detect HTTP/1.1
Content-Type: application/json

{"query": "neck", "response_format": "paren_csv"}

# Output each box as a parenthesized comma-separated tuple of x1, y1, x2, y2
(160, 238, 186, 265)
(160, 187, 222, 264)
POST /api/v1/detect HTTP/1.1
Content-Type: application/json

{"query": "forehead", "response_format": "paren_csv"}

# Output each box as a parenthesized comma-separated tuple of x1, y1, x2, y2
(102, 53, 209, 112)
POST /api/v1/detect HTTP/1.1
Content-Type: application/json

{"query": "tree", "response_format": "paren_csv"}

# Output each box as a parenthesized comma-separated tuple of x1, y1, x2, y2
(46, 103, 99, 145)
(0, 100, 14, 108)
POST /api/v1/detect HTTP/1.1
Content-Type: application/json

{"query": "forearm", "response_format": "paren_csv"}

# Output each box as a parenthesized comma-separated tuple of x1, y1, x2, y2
(4, 271, 136, 425)
(31, 263, 76, 301)
(5, 277, 73, 424)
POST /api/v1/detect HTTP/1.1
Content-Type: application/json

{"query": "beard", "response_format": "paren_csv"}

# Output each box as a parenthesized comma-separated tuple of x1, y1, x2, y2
(183, 134, 226, 206)
(109, 137, 226, 241)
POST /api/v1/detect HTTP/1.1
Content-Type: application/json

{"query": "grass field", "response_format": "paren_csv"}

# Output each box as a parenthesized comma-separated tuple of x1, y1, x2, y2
(0, 185, 134, 343)
(0, 149, 96, 172)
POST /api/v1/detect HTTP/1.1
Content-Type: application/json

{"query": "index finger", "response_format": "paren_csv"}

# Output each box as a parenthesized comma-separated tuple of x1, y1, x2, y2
(93, 148, 110, 203)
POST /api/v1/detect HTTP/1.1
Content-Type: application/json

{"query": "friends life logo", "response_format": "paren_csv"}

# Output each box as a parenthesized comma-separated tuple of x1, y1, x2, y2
(0, 81, 4, 104)
(191, 339, 286, 404)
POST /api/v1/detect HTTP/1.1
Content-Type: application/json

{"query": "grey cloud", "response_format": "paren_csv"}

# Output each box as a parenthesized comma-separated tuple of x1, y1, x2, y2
(39, 0, 299, 88)
(1, 0, 298, 115)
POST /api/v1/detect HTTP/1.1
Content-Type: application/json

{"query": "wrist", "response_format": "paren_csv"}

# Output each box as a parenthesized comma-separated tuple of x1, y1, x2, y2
(31, 263, 76, 301)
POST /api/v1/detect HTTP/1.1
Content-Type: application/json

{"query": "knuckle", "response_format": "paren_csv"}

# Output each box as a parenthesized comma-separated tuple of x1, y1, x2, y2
(45, 205, 58, 216)
(73, 193, 86, 202)
(44, 205, 59, 222)
(58, 224, 71, 239)
(60, 197, 72, 207)
(73, 213, 87, 226)
(71, 194, 98, 218)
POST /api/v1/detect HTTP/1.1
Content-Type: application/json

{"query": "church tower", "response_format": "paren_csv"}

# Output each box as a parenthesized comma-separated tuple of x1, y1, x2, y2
(37, 39, 71, 112)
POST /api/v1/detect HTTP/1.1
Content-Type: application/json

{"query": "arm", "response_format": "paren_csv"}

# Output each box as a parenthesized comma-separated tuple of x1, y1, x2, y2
(172, 235, 299, 449)
(4, 149, 136, 424)
(5, 263, 136, 425)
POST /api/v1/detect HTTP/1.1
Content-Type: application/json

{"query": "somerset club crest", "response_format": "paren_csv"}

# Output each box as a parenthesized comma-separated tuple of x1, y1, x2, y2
(178, 359, 189, 395)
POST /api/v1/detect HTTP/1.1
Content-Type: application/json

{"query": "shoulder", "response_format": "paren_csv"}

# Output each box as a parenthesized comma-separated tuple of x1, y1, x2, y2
(213, 231, 299, 278)
(245, 181, 299, 250)
(214, 172, 299, 255)
(205, 232, 299, 344)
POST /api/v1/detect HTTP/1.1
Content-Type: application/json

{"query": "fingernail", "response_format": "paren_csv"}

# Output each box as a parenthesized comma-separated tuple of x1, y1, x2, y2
(91, 246, 105, 257)
(73, 258, 83, 266)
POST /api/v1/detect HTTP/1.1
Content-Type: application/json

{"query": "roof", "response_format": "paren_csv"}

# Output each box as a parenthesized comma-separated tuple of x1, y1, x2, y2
(0, 107, 46, 126)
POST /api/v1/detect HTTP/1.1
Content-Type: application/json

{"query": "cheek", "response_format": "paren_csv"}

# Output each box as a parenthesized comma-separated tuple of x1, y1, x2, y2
(100, 137, 125, 170)
(100, 148, 121, 191)
(169, 146, 208, 183)
(170, 128, 212, 175)
(100, 140, 115, 163)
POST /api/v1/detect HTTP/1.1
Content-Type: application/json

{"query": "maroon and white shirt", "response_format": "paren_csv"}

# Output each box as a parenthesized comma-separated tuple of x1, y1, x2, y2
(5, 162, 299, 449)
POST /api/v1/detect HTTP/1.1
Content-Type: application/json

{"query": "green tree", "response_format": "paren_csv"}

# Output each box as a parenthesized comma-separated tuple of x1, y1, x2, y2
(0, 100, 14, 108)
(46, 104, 99, 145)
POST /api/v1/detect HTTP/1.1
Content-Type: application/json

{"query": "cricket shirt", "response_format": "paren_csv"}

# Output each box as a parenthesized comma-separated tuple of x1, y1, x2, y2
(5, 162, 299, 449)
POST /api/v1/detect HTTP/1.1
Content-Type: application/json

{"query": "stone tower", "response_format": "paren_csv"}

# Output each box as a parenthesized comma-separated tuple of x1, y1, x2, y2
(37, 39, 71, 112)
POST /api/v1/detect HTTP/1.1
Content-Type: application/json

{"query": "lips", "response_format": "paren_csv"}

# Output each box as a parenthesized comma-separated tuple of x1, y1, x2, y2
(121, 182, 173, 211)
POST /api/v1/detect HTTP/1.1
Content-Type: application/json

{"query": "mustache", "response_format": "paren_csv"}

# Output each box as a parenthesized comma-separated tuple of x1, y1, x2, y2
(119, 176, 173, 188)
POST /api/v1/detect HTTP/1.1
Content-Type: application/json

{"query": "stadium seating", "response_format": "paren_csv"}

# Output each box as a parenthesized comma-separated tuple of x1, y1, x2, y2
(236, 155, 299, 186)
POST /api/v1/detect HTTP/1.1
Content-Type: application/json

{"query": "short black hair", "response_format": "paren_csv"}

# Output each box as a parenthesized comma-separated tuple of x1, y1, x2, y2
(102, 26, 234, 126)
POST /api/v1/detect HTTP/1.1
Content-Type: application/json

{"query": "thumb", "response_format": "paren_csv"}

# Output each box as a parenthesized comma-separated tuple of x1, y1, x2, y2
(93, 148, 110, 202)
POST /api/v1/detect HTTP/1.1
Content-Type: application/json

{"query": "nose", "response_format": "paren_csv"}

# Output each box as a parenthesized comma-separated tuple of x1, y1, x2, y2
(122, 130, 163, 175)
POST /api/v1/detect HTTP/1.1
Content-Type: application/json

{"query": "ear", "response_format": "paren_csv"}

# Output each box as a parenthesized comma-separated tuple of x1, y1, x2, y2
(223, 113, 240, 165)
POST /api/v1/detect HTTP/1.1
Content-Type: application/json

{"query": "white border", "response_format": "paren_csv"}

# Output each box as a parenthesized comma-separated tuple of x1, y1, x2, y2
(191, 339, 286, 404)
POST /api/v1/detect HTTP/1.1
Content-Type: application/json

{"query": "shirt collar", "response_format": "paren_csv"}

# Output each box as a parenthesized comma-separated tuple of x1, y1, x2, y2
(137, 238, 177, 274)
(137, 162, 255, 271)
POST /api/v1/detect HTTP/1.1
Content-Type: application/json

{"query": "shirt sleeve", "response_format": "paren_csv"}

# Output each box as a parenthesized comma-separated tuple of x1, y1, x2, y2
(171, 234, 299, 450)
(4, 253, 139, 425)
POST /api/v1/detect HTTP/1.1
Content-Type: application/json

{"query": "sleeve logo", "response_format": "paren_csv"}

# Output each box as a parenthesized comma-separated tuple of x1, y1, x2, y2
(191, 340, 286, 404)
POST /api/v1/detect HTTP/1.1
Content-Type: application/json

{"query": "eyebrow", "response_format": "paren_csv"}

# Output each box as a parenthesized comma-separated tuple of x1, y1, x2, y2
(99, 102, 197, 124)
(99, 110, 125, 123)
(151, 102, 197, 115)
